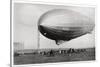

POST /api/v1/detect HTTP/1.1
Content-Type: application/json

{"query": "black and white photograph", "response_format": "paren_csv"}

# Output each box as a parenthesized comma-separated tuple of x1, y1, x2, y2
(12, 1, 95, 65)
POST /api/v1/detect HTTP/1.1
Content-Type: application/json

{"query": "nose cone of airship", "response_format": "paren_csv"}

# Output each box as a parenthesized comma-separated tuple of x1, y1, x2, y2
(38, 9, 95, 45)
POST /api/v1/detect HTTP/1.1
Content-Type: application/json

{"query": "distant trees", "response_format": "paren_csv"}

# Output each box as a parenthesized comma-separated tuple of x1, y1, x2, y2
(14, 42, 24, 56)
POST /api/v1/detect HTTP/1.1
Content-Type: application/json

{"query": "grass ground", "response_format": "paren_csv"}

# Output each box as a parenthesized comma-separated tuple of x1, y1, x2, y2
(14, 48, 95, 65)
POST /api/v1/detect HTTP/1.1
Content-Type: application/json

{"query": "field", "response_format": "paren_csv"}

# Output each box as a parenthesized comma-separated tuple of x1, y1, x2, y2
(14, 48, 95, 65)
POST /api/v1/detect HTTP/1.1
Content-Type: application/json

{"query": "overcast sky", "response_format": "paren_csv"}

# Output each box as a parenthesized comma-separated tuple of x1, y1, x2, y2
(14, 3, 95, 49)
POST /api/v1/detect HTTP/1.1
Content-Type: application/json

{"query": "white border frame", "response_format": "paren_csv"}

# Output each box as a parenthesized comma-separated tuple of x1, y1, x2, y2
(11, 0, 96, 67)
(12, 0, 96, 7)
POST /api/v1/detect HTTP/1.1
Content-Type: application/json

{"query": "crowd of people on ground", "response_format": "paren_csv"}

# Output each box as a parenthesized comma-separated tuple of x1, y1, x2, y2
(14, 48, 86, 57)
(39, 48, 86, 56)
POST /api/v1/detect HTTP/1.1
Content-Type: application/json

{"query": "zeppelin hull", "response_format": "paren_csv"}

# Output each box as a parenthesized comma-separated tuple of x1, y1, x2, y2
(38, 25, 88, 41)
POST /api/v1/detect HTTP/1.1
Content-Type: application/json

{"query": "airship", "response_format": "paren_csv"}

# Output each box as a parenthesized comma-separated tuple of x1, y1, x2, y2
(38, 9, 95, 45)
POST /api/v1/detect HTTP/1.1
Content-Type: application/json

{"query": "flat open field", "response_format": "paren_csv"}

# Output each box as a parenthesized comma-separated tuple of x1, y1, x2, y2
(14, 48, 95, 65)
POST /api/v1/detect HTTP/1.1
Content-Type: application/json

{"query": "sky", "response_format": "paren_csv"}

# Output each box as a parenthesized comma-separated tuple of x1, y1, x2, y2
(13, 3, 95, 49)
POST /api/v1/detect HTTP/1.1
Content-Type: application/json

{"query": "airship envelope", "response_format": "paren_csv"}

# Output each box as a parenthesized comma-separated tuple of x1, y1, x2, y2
(38, 9, 95, 45)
